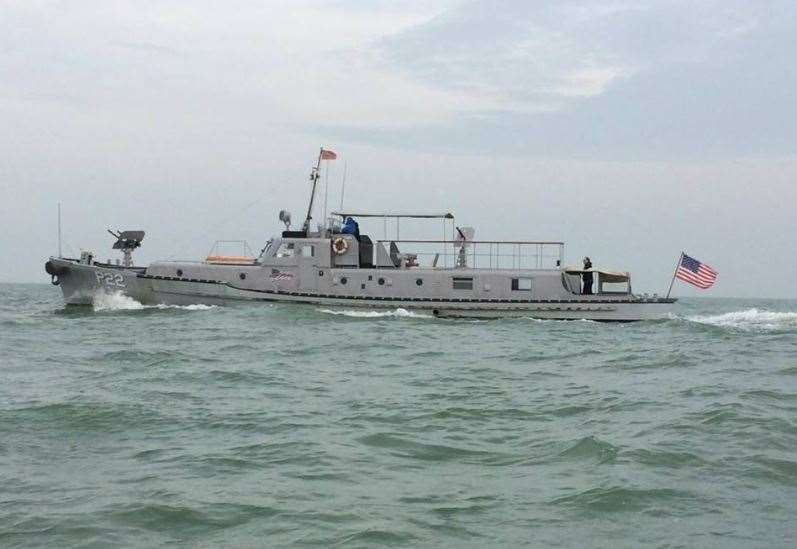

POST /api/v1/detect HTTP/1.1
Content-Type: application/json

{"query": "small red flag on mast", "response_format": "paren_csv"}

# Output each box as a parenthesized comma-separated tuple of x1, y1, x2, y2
(320, 149, 337, 160)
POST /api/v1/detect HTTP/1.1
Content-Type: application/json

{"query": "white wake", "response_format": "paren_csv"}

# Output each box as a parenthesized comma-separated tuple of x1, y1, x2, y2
(317, 307, 432, 319)
(686, 308, 797, 331)
(92, 291, 216, 312)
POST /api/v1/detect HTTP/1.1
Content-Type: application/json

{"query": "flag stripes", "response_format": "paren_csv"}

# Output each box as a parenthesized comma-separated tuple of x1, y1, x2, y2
(675, 253, 717, 289)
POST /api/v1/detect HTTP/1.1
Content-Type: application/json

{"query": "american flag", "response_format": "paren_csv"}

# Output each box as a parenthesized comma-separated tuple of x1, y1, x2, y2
(270, 269, 293, 281)
(675, 253, 718, 289)
(320, 149, 337, 160)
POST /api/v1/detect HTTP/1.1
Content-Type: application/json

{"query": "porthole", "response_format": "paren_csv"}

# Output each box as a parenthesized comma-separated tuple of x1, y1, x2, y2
(340, 277, 348, 285)
(416, 278, 423, 286)
(239, 273, 246, 280)
(176, 269, 183, 277)
(318, 270, 324, 276)
(378, 277, 385, 285)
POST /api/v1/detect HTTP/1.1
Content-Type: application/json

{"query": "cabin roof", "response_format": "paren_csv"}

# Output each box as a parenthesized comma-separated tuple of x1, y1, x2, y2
(331, 211, 454, 219)
(564, 267, 630, 282)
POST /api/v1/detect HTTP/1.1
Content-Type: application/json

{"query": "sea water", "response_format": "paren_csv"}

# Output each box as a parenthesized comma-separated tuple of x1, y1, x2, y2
(1, 283, 796, 547)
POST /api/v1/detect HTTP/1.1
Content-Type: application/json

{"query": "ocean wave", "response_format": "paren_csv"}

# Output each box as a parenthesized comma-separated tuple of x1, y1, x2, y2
(92, 291, 215, 312)
(558, 436, 619, 464)
(685, 308, 797, 331)
(357, 433, 494, 462)
(317, 307, 432, 319)
(550, 485, 698, 515)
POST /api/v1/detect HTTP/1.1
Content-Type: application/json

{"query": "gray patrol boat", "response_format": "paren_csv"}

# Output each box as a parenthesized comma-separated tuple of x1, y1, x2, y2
(45, 150, 675, 320)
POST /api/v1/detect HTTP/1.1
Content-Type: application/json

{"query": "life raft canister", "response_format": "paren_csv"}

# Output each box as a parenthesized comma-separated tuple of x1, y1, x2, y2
(332, 237, 349, 255)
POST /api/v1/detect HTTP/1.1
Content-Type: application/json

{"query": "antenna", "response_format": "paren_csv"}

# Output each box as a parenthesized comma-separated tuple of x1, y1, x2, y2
(57, 202, 62, 258)
(339, 160, 348, 210)
(322, 160, 329, 228)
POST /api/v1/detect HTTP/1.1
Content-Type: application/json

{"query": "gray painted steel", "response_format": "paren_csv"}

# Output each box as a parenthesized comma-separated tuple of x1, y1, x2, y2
(45, 230, 675, 320)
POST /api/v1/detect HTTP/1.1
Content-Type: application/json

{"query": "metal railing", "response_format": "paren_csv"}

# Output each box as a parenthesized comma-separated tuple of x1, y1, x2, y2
(375, 240, 565, 270)
(206, 240, 256, 259)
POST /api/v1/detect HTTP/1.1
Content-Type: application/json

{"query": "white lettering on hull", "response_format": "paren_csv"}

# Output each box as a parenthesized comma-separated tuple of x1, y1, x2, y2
(95, 270, 126, 289)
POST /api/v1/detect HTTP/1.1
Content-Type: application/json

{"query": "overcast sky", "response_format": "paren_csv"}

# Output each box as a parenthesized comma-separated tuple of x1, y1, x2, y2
(1, 0, 795, 297)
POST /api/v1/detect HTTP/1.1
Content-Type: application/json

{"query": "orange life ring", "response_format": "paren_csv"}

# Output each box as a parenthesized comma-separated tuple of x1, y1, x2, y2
(332, 237, 349, 255)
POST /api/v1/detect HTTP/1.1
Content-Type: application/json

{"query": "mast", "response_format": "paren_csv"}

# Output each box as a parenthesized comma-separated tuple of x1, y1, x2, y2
(57, 202, 62, 258)
(302, 148, 324, 234)
(339, 159, 348, 211)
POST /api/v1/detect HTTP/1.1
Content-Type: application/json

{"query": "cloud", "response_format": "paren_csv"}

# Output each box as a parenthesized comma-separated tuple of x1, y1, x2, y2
(317, 0, 797, 158)
(375, 1, 635, 110)
(4, 0, 793, 154)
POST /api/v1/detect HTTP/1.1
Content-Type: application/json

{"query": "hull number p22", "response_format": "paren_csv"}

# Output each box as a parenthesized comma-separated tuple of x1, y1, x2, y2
(95, 271, 126, 288)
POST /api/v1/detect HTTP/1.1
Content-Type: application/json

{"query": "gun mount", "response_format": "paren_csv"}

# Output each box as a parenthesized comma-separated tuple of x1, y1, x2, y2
(108, 230, 145, 267)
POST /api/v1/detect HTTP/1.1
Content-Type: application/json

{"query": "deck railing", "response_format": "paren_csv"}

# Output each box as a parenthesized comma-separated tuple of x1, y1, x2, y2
(375, 240, 565, 270)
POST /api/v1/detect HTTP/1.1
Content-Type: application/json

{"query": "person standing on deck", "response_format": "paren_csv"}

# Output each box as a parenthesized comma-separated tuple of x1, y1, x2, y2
(342, 217, 360, 239)
(582, 257, 594, 295)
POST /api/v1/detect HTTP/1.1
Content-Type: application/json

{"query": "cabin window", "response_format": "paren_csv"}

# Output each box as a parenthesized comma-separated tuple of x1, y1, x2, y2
(378, 277, 385, 285)
(239, 273, 246, 280)
(511, 278, 532, 291)
(340, 276, 348, 285)
(276, 243, 295, 258)
(416, 278, 423, 286)
(452, 277, 473, 290)
(301, 245, 314, 257)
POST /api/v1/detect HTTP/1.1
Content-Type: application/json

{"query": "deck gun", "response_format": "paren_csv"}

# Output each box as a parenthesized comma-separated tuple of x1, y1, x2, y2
(108, 230, 145, 267)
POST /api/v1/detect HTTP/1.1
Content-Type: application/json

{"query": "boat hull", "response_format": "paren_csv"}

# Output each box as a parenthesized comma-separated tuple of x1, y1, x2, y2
(46, 257, 675, 321)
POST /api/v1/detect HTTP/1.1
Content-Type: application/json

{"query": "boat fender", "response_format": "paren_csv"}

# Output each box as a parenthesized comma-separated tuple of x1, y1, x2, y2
(332, 237, 349, 255)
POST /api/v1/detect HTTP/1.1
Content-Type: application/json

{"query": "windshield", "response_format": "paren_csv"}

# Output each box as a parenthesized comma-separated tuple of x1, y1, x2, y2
(259, 239, 274, 258)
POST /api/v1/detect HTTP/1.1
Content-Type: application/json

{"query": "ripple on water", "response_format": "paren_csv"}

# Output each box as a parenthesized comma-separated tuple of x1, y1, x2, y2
(506, 349, 597, 364)
(622, 447, 710, 469)
(357, 433, 499, 463)
(749, 455, 797, 486)
(551, 486, 702, 517)
(108, 502, 279, 533)
(0, 402, 166, 434)
(94, 349, 210, 367)
(331, 528, 420, 546)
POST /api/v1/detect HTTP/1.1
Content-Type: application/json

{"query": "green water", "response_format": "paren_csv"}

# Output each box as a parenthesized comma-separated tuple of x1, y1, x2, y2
(1, 283, 796, 547)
